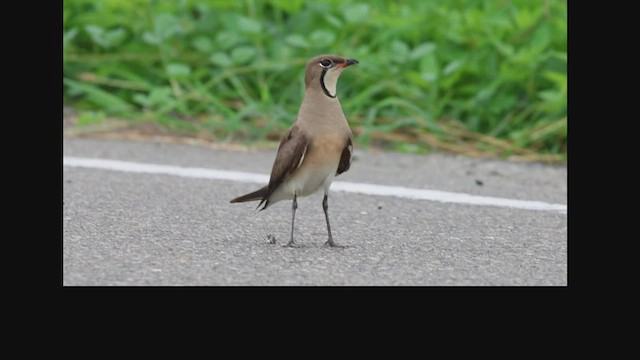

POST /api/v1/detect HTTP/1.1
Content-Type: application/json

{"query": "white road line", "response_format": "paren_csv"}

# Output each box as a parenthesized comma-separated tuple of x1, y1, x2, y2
(63, 156, 567, 214)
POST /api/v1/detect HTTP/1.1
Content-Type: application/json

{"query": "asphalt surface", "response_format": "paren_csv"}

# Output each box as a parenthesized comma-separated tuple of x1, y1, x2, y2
(63, 137, 567, 286)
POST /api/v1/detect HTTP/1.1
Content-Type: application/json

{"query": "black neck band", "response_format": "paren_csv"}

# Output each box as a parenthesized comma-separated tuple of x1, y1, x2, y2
(320, 69, 336, 98)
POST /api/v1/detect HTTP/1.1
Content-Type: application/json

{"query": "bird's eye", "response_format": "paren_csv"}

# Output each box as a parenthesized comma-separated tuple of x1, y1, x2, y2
(319, 59, 332, 68)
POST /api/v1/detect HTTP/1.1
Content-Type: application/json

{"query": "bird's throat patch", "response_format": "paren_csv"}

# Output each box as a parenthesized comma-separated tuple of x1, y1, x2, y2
(320, 68, 340, 98)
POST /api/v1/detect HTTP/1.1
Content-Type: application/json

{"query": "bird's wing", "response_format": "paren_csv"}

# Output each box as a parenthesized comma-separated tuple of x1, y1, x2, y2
(336, 137, 353, 175)
(267, 124, 309, 194)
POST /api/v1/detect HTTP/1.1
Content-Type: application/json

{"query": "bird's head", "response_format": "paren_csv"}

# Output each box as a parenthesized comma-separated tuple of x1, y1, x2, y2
(304, 54, 359, 98)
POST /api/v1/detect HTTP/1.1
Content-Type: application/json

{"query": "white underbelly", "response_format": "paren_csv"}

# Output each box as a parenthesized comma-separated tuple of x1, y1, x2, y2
(269, 161, 338, 205)
(289, 163, 337, 196)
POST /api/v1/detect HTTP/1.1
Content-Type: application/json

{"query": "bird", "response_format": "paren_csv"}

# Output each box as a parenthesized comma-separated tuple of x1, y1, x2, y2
(230, 54, 359, 248)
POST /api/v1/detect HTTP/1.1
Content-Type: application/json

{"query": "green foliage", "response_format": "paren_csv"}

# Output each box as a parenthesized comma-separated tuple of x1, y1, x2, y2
(63, 0, 567, 160)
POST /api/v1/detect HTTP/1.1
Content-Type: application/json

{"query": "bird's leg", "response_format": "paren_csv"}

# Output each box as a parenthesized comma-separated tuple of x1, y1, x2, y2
(322, 194, 345, 248)
(284, 193, 298, 247)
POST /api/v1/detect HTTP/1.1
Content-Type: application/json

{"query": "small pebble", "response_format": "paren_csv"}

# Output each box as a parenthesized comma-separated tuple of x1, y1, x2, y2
(267, 234, 277, 244)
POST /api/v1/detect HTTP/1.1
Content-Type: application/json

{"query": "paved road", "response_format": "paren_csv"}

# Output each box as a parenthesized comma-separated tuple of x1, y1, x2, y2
(63, 137, 567, 286)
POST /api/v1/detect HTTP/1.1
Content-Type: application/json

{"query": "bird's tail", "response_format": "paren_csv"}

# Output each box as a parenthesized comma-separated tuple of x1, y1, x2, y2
(230, 186, 270, 211)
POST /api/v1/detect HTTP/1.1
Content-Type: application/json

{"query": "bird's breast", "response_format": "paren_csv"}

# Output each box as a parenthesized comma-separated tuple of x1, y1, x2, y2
(282, 135, 344, 197)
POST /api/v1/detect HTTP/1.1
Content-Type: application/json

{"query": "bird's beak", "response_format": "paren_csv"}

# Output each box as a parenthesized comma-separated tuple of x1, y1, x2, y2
(344, 58, 359, 67)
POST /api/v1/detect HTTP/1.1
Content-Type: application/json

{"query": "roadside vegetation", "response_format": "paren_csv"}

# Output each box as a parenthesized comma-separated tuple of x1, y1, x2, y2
(64, 0, 567, 163)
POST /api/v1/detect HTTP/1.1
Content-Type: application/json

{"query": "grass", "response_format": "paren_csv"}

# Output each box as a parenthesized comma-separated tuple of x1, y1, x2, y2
(63, 0, 567, 163)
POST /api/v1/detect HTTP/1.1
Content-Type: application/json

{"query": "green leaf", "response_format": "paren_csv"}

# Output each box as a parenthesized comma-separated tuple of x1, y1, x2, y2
(215, 32, 241, 50)
(63, 28, 78, 47)
(192, 36, 214, 53)
(420, 55, 439, 82)
(142, 31, 159, 45)
(492, 93, 517, 113)
(342, 3, 370, 24)
(103, 28, 126, 48)
(538, 90, 559, 103)
(285, 34, 309, 48)
(443, 59, 464, 75)
(410, 42, 437, 60)
(63, 78, 132, 113)
(309, 29, 336, 47)
(148, 87, 174, 106)
(390, 40, 410, 63)
(84, 25, 105, 46)
(324, 14, 343, 28)
(76, 111, 107, 126)
(237, 16, 262, 34)
(474, 80, 501, 104)
(134, 88, 176, 112)
(530, 23, 551, 51)
(489, 36, 514, 58)
(209, 52, 232, 67)
(552, 51, 567, 63)
(154, 13, 182, 41)
(231, 47, 256, 65)
(166, 63, 191, 78)
(543, 71, 567, 87)
(132, 93, 151, 107)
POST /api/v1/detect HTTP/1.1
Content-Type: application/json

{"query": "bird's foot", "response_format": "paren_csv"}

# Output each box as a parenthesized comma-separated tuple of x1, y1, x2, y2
(283, 240, 301, 248)
(323, 239, 348, 248)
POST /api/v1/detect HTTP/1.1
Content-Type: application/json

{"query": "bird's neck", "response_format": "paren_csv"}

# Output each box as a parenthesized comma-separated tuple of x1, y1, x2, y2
(303, 86, 340, 103)
(320, 68, 342, 98)
(297, 88, 348, 132)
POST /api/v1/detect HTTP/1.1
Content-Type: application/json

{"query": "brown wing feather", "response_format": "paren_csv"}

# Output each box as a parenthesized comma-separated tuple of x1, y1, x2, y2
(266, 124, 309, 196)
(336, 137, 353, 175)
(230, 185, 268, 203)
(230, 124, 308, 210)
